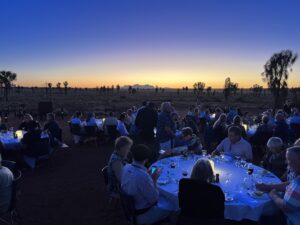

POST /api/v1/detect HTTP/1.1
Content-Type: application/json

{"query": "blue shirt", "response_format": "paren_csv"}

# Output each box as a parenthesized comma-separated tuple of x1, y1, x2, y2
(121, 162, 159, 210)
(71, 117, 82, 125)
(157, 112, 175, 143)
(284, 176, 300, 225)
(290, 116, 300, 124)
(86, 117, 97, 127)
(117, 121, 129, 136)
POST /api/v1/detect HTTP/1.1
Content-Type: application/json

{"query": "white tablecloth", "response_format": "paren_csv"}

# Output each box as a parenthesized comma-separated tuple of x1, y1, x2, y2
(0, 131, 49, 150)
(152, 155, 281, 221)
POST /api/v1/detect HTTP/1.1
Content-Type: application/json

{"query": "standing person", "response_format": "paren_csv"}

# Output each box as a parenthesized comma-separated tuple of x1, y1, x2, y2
(0, 117, 7, 131)
(121, 144, 171, 225)
(0, 153, 14, 214)
(18, 113, 40, 131)
(273, 113, 289, 143)
(135, 102, 158, 142)
(257, 146, 300, 225)
(156, 102, 175, 149)
(70, 111, 83, 125)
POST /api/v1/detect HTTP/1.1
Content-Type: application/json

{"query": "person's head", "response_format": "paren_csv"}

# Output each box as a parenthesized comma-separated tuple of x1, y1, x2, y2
(219, 113, 227, 123)
(233, 115, 241, 125)
(262, 115, 269, 124)
(286, 146, 300, 175)
(161, 102, 172, 113)
(47, 113, 55, 122)
(294, 138, 300, 146)
(228, 126, 242, 144)
(109, 111, 115, 117)
(74, 111, 82, 118)
(119, 112, 127, 122)
(275, 112, 285, 121)
(28, 120, 38, 132)
(267, 137, 284, 154)
(182, 127, 193, 141)
(147, 102, 156, 110)
(215, 107, 222, 114)
(191, 159, 214, 183)
(24, 113, 33, 122)
(131, 144, 151, 164)
(87, 112, 95, 120)
(142, 101, 148, 107)
(114, 136, 133, 158)
(171, 112, 179, 122)
(127, 109, 132, 116)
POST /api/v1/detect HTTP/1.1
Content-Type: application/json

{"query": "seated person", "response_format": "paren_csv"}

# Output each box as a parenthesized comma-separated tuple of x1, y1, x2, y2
(21, 121, 49, 157)
(251, 115, 273, 146)
(178, 159, 225, 221)
(121, 144, 171, 225)
(107, 136, 133, 197)
(212, 126, 253, 161)
(18, 113, 40, 131)
(226, 115, 247, 138)
(261, 137, 286, 178)
(44, 113, 61, 146)
(273, 112, 289, 143)
(103, 112, 118, 134)
(173, 127, 202, 153)
(70, 111, 83, 125)
(0, 117, 7, 131)
(85, 112, 97, 127)
(0, 154, 14, 214)
(257, 146, 300, 225)
(117, 113, 129, 136)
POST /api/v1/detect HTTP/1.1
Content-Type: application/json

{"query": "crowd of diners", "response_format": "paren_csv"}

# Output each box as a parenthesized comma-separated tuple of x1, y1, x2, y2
(102, 100, 300, 225)
(1, 100, 300, 224)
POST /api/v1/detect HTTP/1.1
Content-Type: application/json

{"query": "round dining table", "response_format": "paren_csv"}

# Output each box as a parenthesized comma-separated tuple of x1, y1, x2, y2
(152, 154, 281, 222)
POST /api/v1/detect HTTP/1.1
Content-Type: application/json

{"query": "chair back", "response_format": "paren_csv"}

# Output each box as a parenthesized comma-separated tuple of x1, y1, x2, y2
(101, 165, 108, 186)
(26, 140, 50, 157)
(70, 123, 82, 135)
(84, 126, 98, 137)
(106, 125, 120, 141)
(2, 160, 16, 174)
(119, 191, 136, 225)
(9, 169, 22, 211)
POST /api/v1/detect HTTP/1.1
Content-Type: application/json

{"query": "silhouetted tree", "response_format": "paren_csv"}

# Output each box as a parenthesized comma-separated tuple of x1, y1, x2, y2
(128, 86, 132, 94)
(0, 71, 17, 102)
(63, 81, 69, 95)
(206, 86, 212, 95)
(223, 77, 238, 102)
(48, 83, 52, 95)
(262, 50, 298, 109)
(116, 84, 120, 92)
(56, 82, 61, 92)
(251, 84, 263, 96)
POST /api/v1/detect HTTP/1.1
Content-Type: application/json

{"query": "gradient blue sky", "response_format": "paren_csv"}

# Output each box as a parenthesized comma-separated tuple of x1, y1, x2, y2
(0, 0, 299, 88)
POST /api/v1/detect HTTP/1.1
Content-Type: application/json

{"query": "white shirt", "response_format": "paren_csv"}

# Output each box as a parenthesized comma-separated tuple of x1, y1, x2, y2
(216, 137, 253, 161)
(121, 162, 159, 210)
(0, 166, 13, 213)
(117, 121, 129, 136)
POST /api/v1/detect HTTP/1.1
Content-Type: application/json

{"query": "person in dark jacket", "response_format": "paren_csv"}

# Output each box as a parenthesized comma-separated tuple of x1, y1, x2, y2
(44, 113, 62, 146)
(135, 102, 158, 142)
(273, 113, 289, 143)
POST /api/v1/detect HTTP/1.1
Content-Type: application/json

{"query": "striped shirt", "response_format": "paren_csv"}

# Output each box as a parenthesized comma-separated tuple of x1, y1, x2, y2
(284, 175, 300, 225)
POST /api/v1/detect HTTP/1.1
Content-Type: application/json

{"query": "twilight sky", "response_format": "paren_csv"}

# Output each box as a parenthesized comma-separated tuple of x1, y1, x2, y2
(0, 0, 300, 88)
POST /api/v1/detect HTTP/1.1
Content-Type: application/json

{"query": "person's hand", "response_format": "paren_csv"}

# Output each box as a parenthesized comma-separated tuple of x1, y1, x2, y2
(255, 183, 271, 192)
(211, 150, 220, 156)
(150, 167, 162, 182)
(269, 189, 278, 199)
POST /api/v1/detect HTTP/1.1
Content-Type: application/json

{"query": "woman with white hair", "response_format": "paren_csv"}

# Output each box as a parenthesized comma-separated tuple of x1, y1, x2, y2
(178, 159, 225, 222)
(261, 137, 286, 178)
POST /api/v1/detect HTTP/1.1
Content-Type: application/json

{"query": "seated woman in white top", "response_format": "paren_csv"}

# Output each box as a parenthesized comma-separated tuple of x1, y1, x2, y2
(71, 111, 83, 125)
(117, 113, 129, 136)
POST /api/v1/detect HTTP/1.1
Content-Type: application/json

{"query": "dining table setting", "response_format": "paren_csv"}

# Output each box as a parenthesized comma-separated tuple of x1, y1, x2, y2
(151, 152, 281, 222)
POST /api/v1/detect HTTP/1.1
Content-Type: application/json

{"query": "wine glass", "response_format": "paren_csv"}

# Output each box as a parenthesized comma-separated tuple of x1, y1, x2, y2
(202, 149, 207, 157)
